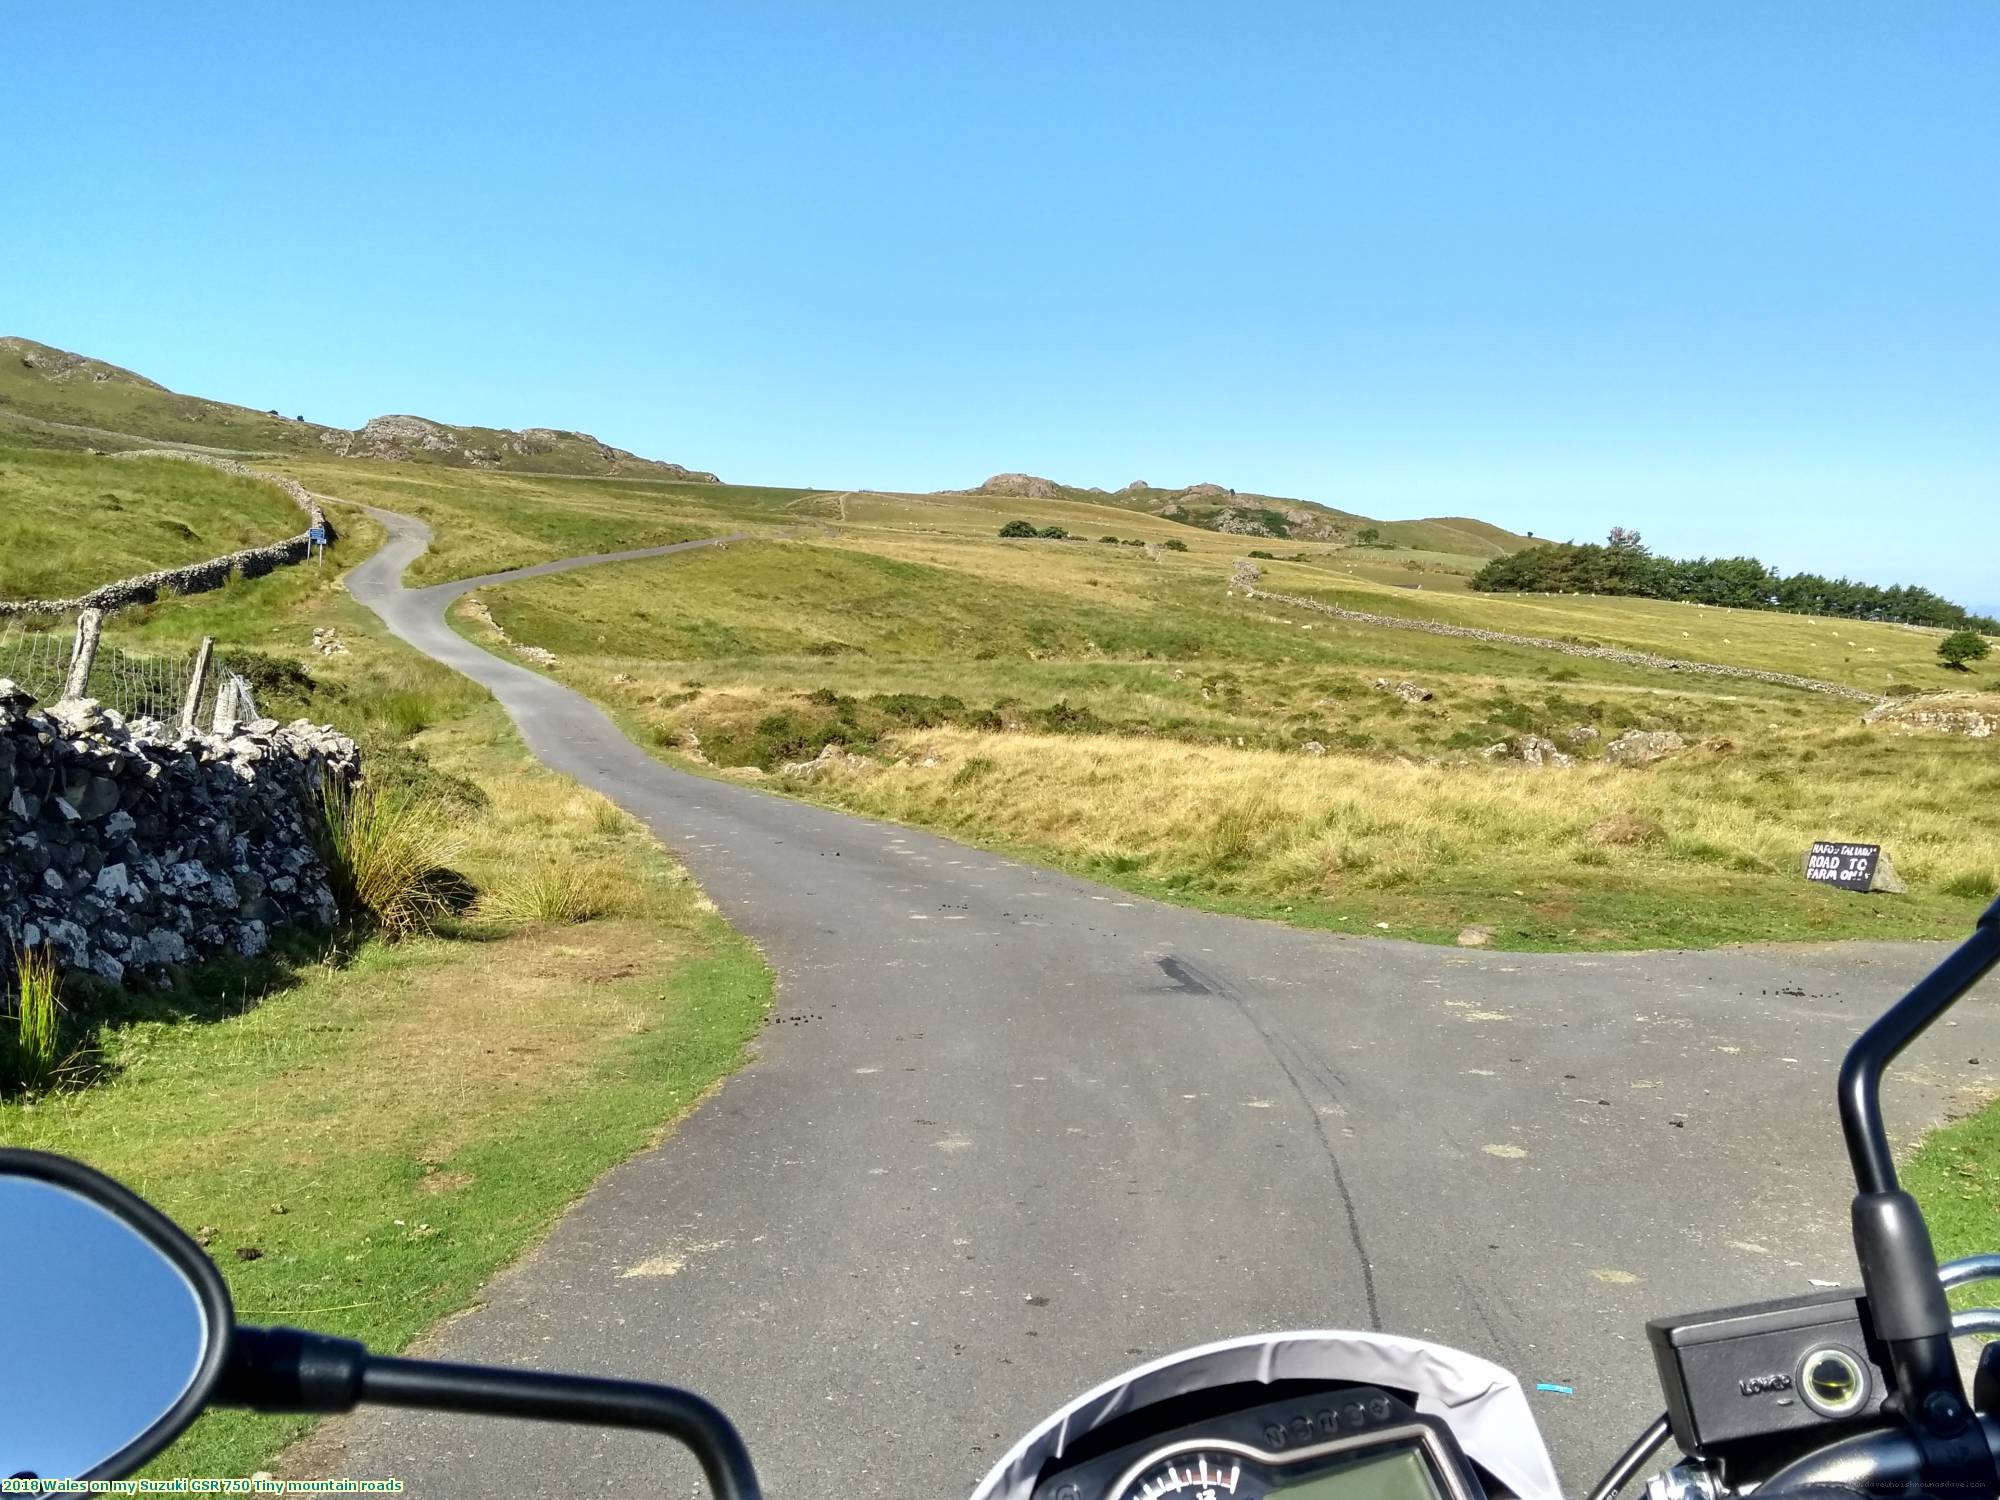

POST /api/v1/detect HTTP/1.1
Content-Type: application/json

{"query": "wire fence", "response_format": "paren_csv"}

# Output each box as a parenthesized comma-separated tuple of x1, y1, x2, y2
(0, 615, 253, 731)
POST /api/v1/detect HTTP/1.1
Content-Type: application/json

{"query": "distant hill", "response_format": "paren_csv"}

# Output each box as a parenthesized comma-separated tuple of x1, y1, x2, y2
(0, 337, 719, 481)
(954, 473, 1533, 557)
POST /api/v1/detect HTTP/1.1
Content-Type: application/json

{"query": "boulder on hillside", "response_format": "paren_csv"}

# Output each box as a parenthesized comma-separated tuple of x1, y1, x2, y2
(1604, 729, 1687, 766)
(1516, 734, 1575, 769)
(1374, 679, 1434, 703)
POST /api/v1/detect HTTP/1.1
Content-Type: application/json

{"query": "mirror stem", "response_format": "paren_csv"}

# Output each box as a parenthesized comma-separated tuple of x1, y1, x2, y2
(216, 1326, 763, 1500)
(1839, 895, 2000, 1196)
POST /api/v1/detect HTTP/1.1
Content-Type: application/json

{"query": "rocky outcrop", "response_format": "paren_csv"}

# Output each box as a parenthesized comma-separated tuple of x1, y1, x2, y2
(1236, 585, 1882, 704)
(463, 596, 558, 667)
(0, 451, 332, 619)
(778, 742, 872, 780)
(0, 680, 359, 986)
(1603, 729, 1688, 766)
(1863, 694, 1996, 739)
(974, 473, 1068, 500)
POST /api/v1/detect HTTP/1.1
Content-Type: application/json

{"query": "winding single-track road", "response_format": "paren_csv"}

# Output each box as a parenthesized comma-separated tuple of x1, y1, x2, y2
(325, 507, 2000, 1497)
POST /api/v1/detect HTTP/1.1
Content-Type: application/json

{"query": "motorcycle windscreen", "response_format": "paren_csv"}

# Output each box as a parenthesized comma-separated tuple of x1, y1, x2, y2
(967, 1329, 1562, 1500)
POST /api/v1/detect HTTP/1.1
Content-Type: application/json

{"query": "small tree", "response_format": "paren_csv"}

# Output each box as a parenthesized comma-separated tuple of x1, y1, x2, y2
(1161, 538, 1188, 552)
(1357, 526, 1381, 546)
(1037, 525, 1069, 539)
(998, 519, 1036, 538)
(1939, 630, 1993, 671)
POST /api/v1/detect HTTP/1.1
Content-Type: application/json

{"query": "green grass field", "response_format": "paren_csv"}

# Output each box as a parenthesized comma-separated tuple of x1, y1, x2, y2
(0, 446, 309, 598)
(435, 489, 1998, 950)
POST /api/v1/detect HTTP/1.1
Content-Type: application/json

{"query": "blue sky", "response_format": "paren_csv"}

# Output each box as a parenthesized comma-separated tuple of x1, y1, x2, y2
(5, 2, 1995, 605)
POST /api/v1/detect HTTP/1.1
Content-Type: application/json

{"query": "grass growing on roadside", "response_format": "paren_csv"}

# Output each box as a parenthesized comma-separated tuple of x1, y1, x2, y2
(768, 727, 2000, 949)
(480, 860, 619, 926)
(0, 708, 772, 1478)
(1905, 1085, 2000, 1315)
(3, 946, 65, 1092)
(317, 783, 466, 935)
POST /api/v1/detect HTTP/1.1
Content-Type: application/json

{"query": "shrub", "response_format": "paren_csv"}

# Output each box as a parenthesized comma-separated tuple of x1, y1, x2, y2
(228, 650, 318, 713)
(482, 864, 617, 926)
(1099, 535, 1122, 544)
(1248, 550, 1275, 560)
(318, 783, 467, 936)
(1037, 525, 1069, 539)
(998, 520, 1037, 538)
(3, 947, 64, 1093)
(1161, 538, 1188, 552)
(1029, 698, 1108, 734)
(363, 742, 488, 815)
(1121, 538, 1144, 547)
(1939, 630, 1993, 670)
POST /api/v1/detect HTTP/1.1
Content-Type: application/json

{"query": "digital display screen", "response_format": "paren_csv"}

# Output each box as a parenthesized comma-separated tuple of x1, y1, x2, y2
(1266, 1445, 1446, 1500)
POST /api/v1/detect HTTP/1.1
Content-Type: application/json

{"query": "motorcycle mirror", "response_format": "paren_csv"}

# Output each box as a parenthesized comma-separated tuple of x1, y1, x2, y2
(0, 1149, 234, 1482)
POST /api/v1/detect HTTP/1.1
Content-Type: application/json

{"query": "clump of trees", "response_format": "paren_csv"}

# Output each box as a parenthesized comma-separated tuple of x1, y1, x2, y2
(1472, 529, 2000, 632)
(1940, 630, 1994, 671)
(997, 520, 1070, 540)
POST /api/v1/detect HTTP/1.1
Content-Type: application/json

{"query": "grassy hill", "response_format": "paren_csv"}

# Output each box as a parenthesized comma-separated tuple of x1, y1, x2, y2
(0, 337, 718, 480)
(420, 476, 1998, 950)
(955, 471, 1536, 555)
(0, 446, 308, 599)
(2, 341, 1991, 951)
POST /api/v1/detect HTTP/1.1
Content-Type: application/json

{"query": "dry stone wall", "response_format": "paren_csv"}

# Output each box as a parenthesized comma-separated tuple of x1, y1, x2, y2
(0, 678, 359, 986)
(0, 452, 334, 620)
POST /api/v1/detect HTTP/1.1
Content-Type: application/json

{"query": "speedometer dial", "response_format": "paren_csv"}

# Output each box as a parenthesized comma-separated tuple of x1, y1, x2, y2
(1120, 1451, 1244, 1500)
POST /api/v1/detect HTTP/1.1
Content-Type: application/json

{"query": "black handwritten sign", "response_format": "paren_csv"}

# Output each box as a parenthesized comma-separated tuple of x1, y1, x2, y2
(1806, 841, 1880, 892)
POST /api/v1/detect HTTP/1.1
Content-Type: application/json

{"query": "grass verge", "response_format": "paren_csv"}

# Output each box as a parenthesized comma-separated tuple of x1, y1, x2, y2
(1906, 1090, 2000, 1317)
(0, 707, 771, 1477)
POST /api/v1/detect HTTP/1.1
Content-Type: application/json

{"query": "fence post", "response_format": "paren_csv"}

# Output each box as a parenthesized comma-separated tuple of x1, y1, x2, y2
(180, 637, 215, 737)
(211, 676, 240, 736)
(61, 609, 104, 703)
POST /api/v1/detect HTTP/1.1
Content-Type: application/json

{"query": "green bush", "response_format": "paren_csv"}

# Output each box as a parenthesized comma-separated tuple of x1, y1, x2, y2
(1100, 535, 1122, 544)
(228, 650, 318, 714)
(1161, 538, 1188, 552)
(1940, 630, 1993, 670)
(998, 520, 1037, 538)
(1121, 538, 1144, 547)
(1029, 698, 1107, 734)
(1248, 550, 1275, 559)
(363, 741, 488, 815)
(1038, 525, 1069, 539)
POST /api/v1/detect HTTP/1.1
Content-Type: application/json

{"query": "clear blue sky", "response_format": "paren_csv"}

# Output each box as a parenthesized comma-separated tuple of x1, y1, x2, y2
(5, 2, 1995, 605)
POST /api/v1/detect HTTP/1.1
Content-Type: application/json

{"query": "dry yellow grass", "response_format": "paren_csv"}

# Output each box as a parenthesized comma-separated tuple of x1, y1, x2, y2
(786, 726, 2000, 948)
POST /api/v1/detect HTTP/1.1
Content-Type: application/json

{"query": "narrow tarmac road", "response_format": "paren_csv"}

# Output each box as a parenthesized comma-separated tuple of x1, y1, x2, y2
(323, 508, 2000, 1497)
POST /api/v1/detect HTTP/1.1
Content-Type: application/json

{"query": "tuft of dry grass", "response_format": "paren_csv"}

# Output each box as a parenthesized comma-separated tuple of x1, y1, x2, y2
(318, 782, 467, 936)
(480, 863, 619, 927)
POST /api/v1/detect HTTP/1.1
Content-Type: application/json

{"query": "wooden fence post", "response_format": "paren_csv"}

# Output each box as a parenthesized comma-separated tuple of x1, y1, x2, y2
(180, 637, 215, 737)
(61, 608, 104, 702)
